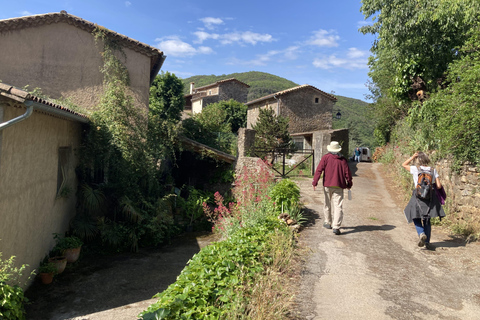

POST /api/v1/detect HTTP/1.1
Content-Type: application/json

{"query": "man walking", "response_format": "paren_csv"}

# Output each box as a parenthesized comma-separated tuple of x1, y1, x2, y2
(312, 141, 353, 235)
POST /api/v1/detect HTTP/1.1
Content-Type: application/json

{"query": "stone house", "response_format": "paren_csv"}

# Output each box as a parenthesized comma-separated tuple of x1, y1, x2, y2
(185, 78, 249, 114)
(0, 11, 164, 285)
(246, 84, 347, 169)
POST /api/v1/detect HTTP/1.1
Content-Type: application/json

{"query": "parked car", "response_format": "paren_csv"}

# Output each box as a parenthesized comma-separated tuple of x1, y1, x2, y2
(359, 147, 372, 162)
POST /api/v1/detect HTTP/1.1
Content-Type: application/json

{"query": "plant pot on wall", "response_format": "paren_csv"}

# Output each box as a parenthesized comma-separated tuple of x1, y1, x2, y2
(64, 246, 82, 263)
(48, 256, 67, 274)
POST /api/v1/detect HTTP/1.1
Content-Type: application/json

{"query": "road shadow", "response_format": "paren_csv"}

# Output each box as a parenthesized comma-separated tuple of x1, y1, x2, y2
(302, 206, 321, 228)
(432, 235, 468, 248)
(24, 231, 216, 320)
(340, 224, 396, 235)
(348, 161, 358, 176)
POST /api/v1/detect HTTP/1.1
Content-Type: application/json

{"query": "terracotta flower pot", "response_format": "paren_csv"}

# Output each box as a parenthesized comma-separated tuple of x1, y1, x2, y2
(49, 256, 67, 274)
(39, 272, 54, 284)
(64, 246, 82, 263)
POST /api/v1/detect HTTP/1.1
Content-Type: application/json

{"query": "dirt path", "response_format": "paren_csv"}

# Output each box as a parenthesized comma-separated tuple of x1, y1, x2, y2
(292, 162, 480, 319)
(24, 232, 219, 320)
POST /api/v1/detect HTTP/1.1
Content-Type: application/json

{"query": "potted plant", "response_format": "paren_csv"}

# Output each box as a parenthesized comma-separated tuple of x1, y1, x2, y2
(38, 261, 57, 284)
(48, 255, 67, 274)
(53, 234, 83, 263)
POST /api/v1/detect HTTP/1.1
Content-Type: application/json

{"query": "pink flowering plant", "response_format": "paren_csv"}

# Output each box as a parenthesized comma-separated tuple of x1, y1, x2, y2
(203, 159, 276, 238)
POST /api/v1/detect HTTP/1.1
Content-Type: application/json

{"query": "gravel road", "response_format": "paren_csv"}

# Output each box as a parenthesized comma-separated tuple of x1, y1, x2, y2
(292, 162, 480, 320)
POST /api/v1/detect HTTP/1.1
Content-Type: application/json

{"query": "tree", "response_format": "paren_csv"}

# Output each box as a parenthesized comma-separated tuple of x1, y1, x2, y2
(252, 108, 292, 150)
(361, 0, 480, 102)
(148, 72, 185, 161)
(217, 99, 248, 133)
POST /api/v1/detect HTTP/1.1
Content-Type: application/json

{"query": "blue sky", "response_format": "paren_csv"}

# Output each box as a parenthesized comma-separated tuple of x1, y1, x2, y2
(2, 0, 376, 101)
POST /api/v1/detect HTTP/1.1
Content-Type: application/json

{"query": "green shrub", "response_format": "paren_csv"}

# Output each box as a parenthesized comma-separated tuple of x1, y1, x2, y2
(269, 179, 300, 213)
(139, 221, 290, 319)
(0, 253, 32, 320)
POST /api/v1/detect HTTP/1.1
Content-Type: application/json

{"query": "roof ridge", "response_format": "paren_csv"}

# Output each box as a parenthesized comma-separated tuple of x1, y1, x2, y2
(246, 84, 336, 105)
(0, 11, 163, 58)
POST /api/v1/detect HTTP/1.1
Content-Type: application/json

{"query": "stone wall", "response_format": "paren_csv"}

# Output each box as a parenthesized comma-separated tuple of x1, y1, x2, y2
(435, 159, 480, 219)
(246, 87, 334, 133)
(218, 81, 248, 103)
(280, 88, 334, 133)
(312, 129, 349, 169)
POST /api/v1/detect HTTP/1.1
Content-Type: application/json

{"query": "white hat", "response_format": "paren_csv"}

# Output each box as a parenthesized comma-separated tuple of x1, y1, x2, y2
(327, 141, 342, 153)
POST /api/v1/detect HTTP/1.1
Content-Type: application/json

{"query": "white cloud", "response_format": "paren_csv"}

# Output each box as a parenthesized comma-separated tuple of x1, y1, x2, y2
(226, 46, 299, 67)
(20, 11, 33, 16)
(313, 48, 369, 70)
(193, 31, 220, 44)
(200, 17, 224, 30)
(220, 31, 274, 45)
(307, 29, 340, 47)
(347, 47, 369, 59)
(125, 1, 131, 7)
(155, 36, 214, 57)
(193, 30, 274, 46)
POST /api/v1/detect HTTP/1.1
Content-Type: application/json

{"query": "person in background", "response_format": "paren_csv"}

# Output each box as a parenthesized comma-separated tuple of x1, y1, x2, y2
(355, 147, 361, 163)
(402, 152, 445, 250)
(312, 141, 353, 235)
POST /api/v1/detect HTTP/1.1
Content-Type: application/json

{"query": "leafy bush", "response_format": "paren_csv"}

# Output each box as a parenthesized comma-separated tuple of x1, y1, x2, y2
(0, 253, 32, 320)
(269, 179, 300, 213)
(139, 221, 290, 320)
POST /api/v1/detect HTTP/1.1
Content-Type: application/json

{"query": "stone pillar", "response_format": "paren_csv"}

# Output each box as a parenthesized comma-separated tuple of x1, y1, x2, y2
(237, 128, 256, 158)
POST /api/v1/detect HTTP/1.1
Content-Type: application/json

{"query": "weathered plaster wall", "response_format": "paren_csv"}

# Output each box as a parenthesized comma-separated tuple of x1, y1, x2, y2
(0, 104, 82, 286)
(0, 22, 151, 111)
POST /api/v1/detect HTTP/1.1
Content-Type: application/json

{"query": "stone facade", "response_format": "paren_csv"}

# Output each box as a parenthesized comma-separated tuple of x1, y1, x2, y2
(246, 85, 336, 133)
(435, 159, 480, 219)
(189, 78, 249, 114)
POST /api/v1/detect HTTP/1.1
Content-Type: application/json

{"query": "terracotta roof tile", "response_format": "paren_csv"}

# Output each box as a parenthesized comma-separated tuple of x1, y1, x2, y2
(0, 83, 88, 121)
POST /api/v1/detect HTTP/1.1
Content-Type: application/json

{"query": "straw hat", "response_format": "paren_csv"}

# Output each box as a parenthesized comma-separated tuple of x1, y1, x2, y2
(327, 141, 342, 153)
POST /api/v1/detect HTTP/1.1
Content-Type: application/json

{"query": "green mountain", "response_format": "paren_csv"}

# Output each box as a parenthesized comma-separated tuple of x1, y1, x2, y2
(182, 71, 298, 101)
(181, 71, 375, 153)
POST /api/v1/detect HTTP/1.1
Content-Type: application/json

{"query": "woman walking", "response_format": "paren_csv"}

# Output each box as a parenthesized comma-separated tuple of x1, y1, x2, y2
(402, 152, 445, 250)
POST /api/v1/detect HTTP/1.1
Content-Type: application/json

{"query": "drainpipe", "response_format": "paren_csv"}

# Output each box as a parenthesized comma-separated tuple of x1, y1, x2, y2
(0, 100, 34, 131)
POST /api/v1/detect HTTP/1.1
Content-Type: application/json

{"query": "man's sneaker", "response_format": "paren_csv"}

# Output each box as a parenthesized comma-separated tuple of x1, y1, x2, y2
(425, 243, 436, 251)
(333, 228, 341, 235)
(418, 233, 427, 247)
(323, 223, 332, 229)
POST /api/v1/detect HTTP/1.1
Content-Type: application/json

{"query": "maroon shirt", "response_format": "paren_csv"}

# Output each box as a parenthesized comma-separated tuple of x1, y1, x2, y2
(312, 153, 353, 189)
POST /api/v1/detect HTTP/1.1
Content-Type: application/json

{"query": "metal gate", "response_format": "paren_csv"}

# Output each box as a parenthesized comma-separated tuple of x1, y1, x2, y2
(250, 147, 315, 178)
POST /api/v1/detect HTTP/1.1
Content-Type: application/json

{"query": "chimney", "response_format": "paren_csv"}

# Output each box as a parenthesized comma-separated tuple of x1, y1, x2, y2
(190, 82, 195, 94)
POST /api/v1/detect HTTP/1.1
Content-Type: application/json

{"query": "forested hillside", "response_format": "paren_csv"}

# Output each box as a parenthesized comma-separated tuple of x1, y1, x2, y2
(181, 71, 375, 153)
(182, 71, 298, 101)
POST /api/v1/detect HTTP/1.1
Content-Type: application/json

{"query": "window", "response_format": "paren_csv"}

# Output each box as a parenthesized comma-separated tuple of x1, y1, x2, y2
(208, 90, 212, 95)
(57, 147, 71, 194)
(293, 137, 304, 150)
(315, 97, 319, 103)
